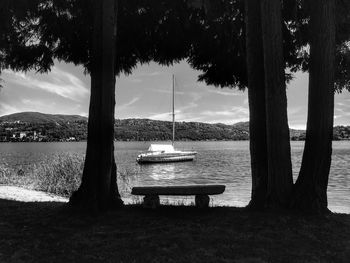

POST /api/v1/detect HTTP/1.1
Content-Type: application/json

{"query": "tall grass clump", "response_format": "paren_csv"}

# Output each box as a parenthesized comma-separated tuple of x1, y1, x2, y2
(0, 163, 34, 187)
(1, 153, 140, 200)
(33, 153, 84, 197)
(117, 166, 142, 204)
(0, 164, 15, 185)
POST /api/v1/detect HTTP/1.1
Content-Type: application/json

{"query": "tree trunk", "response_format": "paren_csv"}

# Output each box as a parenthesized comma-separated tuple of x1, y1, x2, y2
(292, 0, 335, 214)
(260, 0, 293, 208)
(69, 0, 123, 211)
(245, 0, 268, 210)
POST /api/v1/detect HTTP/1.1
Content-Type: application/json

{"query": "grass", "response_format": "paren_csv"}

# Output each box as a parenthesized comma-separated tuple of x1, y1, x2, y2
(0, 200, 349, 263)
(0, 153, 83, 197)
(0, 153, 132, 198)
(34, 154, 84, 196)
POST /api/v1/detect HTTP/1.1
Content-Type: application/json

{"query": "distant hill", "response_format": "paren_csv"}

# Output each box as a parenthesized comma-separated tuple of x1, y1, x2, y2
(231, 121, 307, 140)
(0, 112, 87, 124)
(114, 119, 249, 141)
(0, 112, 88, 142)
(0, 112, 349, 142)
(232, 121, 250, 133)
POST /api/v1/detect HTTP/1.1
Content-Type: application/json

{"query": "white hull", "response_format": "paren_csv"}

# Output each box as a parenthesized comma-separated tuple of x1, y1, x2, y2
(137, 151, 197, 164)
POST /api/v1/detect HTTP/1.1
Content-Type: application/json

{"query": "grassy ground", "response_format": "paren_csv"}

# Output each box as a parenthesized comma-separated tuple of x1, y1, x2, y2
(0, 200, 349, 263)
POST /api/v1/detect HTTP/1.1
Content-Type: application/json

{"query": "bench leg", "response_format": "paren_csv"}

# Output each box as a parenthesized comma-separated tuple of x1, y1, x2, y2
(143, 195, 160, 209)
(195, 195, 209, 208)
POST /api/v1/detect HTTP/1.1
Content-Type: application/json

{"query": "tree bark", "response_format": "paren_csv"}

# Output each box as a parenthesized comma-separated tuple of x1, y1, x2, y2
(260, 0, 293, 208)
(69, 0, 123, 211)
(292, 0, 335, 214)
(245, 0, 268, 210)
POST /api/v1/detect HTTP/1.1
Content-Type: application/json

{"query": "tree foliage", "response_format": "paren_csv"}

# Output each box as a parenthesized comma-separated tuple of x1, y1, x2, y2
(2, 0, 349, 91)
(282, 0, 350, 92)
(186, 0, 350, 91)
(187, 0, 247, 88)
(1, 0, 199, 74)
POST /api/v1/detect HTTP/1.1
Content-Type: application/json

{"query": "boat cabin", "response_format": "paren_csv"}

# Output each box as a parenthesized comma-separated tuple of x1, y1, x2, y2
(147, 144, 175, 153)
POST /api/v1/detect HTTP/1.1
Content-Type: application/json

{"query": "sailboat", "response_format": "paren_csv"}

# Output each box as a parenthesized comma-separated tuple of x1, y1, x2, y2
(136, 75, 197, 164)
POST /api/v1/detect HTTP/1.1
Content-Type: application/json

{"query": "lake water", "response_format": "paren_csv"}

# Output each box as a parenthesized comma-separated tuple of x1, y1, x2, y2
(0, 141, 349, 213)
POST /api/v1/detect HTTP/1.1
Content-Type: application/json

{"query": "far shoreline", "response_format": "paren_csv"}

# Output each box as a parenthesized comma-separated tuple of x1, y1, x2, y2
(1, 139, 350, 143)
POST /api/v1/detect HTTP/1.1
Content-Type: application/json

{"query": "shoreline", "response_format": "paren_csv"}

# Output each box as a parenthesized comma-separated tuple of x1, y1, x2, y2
(1, 184, 349, 214)
(1, 138, 350, 143)
(0, 185, 68, 203)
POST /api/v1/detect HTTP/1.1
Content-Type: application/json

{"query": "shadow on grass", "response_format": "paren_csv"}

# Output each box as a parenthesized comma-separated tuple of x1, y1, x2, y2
(0, 199, 349, 263)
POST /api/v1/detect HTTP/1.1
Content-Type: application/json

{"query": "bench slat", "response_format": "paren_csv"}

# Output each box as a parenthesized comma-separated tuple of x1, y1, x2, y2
(131, 184, 225, 196)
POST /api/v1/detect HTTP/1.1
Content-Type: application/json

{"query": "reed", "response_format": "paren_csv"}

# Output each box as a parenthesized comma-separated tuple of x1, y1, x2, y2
(0, 153, 137, 198)
(0, 164, 15, 185)
(32, 153, 84, 196)
(0, 154, 83, 196)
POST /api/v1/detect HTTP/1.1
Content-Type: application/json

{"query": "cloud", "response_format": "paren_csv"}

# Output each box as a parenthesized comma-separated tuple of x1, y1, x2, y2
(197, 106, 249, 124)
(145, 90, 200, 121)
(3, 67, 88, 101)
(128, 71, 162, 78)
(0, 97, 86, 116)
(208, 118, 249, 124)
(188, 92, 202, 102)
(0, 103, 21, 116)
(146, 109, 248, 124)
(201, 110, 234, 117)
(187, 107, 244, 123)
(288, 106, 303, 115)
(117, 97, 140, 111)
(128, 78, 142, 83)
(137, 71, 162, 77)
(21, 98, 54, 108)
(146, 110, 205, 123)
(336, 102, 350, 110)
(19, 98, 84, 115)
(335, 107, 350, 117)
(289, 124, 306, 130)
(336, 102, 347, 107)
(186, 82, 243, 97)
(148, 88, 185, 95)
(177, 101, 199, 112)
(147, 111, 172, 120)
(206, 88, 243, 96)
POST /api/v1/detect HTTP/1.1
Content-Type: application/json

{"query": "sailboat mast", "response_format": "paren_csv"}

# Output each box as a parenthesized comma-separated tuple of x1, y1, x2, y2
(172, 74, 175, 146)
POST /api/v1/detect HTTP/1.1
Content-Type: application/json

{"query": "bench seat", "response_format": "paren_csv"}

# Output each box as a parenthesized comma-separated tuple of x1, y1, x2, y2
(132, 184, 225, 196)
(131, 184, 225, 208)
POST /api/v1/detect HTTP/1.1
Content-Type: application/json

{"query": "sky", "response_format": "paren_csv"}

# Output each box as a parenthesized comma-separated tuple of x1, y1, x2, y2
(0, 60, 349, 129)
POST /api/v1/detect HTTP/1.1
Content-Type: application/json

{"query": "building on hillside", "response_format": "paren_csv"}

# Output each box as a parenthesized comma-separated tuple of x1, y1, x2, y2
(19, 132, 26, 139)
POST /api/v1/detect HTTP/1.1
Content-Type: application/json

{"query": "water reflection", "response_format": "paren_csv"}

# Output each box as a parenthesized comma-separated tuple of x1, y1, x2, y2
(147, 164, 176, 180)
(138, 162, 195, 185)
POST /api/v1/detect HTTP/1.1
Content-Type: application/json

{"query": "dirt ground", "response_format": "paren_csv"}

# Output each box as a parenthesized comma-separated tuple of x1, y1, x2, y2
(0, 185, 68, 203)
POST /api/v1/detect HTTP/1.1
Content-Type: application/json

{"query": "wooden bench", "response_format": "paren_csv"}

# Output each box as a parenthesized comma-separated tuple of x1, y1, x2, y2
(131, 184, 226, 208)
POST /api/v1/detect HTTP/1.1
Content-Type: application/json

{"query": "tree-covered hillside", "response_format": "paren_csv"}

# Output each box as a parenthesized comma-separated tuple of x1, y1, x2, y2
(115, 119, 249, 141)
(0, 112, 87, 124)
(0, 112, 88, 142)
(0, 112, 349, 142)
